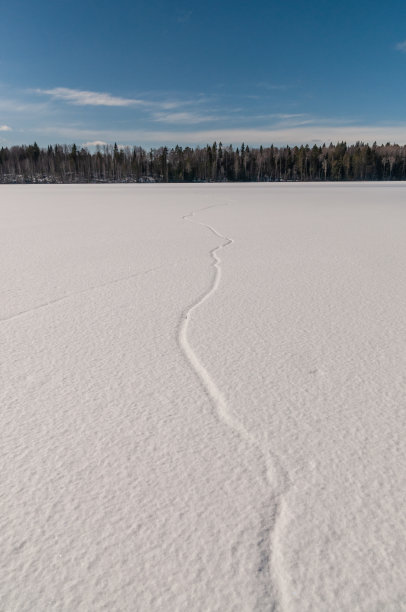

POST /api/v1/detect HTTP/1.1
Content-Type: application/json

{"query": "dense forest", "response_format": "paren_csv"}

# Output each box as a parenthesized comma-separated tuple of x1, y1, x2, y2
(1, 141, 406, 183)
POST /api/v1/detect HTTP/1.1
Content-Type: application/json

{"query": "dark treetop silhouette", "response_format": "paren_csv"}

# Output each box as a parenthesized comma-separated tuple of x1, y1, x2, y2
(1, 141, 406, 183)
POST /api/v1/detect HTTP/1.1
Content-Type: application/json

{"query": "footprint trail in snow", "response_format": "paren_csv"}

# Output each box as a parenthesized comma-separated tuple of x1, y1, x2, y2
(178, 203, 290, 611)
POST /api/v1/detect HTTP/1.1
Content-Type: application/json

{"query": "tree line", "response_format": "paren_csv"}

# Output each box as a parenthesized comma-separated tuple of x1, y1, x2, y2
(1, 141, 406, 183)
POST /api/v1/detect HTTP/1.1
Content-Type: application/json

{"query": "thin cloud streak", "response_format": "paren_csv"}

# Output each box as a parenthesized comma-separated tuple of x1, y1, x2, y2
(33, 87, 200, 112)
(38, 123, 406, 147)
(35, 87, 148, 107)
(82, 140, 108, 147)
(0, 125, 12, 131)
(152, 111, 223, 124)
(0, 94, 52, 115)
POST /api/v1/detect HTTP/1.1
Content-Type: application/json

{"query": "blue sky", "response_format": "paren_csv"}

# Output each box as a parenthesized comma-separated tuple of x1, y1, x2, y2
(1, 0, 406, 148)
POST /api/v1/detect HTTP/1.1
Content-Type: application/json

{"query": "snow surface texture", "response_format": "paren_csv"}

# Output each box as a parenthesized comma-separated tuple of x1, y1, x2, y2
(1, 184, 406, 612)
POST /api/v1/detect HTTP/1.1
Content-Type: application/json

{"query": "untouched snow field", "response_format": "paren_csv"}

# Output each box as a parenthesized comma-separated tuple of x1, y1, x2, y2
(1, 184, 406, 611)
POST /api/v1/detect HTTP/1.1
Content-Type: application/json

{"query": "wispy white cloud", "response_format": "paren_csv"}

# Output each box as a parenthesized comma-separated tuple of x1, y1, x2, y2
(0, 124, 12, 131)
(82, 140, 107, 147)
(153, 111, 313, 127)
(35, 87, 149, 107)
(33, 86, 203, 113)
(152, 111, 222, 124)
(396, 40, 406, 52)
(0, 91, 53, 117)
(38, 123, 406, 147)
(252, 113, 308, 125)
(272, 113, 306, 119)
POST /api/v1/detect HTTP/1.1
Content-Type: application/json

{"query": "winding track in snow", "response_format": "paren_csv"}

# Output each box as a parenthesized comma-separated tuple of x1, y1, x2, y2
(178, 203, 291, 611)
(178, 205, 251, 444)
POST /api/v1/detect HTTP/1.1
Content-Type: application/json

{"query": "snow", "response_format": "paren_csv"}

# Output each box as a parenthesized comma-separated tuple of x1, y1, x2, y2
(1, 183, 405, 611)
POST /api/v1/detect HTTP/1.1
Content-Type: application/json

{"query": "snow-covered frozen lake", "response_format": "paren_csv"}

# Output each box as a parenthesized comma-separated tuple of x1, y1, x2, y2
(1, 184, 406, 611)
